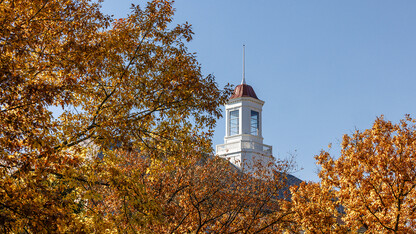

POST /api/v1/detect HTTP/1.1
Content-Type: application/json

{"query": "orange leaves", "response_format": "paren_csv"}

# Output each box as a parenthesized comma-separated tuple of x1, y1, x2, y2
(291, 182, 348, 233)
(1, 0, 233, 232)
(292, 116, 416, 233)
(0, 0, 296, 232)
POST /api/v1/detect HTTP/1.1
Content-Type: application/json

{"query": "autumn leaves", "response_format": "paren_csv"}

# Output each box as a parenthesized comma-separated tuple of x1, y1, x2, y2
(290, 116, 416, 233)
(0, 0, 228, 232)
(1, 0, 416, 232)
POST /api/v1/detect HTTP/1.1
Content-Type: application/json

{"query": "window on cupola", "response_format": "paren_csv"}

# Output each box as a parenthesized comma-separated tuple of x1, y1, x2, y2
(229, 110, 239, 135)
(250, 110, 259, 136)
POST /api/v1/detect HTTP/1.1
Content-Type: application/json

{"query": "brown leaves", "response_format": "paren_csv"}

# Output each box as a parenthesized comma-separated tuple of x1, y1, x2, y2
(83, 151, 295, 233)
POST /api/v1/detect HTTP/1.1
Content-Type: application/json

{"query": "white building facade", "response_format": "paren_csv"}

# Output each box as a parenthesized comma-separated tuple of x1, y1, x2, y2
(216, 80, 274, 173)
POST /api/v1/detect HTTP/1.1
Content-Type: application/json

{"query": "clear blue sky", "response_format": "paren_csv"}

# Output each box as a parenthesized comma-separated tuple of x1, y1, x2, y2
(101, 0, 416, 182)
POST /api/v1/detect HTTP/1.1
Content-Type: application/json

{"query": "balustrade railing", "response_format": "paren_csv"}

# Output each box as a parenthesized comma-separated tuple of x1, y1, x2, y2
(216, 141, 272, 155)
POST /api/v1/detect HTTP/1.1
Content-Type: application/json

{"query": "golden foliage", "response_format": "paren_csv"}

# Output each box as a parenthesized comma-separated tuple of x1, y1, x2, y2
(0, 0, 297, 232)
(291, 116, 416, 233)
(290, 182, 348, 233)
(84, 153, 296, 233)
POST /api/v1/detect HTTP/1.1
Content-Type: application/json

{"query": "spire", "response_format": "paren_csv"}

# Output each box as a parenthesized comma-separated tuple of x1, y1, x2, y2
(230, 45, 259, 100)
(242, 44, 246, 85)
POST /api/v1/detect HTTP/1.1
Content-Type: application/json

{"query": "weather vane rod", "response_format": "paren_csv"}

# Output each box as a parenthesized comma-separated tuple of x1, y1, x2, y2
(242, 44, 246, 85)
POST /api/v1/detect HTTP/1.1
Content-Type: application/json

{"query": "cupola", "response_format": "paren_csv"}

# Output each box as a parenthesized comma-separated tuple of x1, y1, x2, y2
(216, 45, 274, 172)
(230, 84, 258, 100)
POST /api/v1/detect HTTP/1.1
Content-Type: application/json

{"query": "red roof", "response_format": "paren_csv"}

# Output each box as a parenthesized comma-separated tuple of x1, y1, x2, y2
(230, 84, 258, 100)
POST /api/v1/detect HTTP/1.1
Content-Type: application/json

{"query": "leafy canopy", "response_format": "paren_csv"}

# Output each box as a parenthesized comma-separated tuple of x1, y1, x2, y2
(291, 116, 416, 233)
(1, 0, 231, 231)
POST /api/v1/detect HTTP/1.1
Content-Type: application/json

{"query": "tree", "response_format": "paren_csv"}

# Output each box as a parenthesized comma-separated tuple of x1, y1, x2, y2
(87, 152, 297, 233)
(1, 0, 230, 232)
(290, 182, 348, 233)
(1, 0, 301, 232)
(291, 116, 416, 233)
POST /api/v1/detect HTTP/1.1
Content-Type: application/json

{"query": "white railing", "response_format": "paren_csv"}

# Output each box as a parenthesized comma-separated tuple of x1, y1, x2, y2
(216, 141, 272, 156)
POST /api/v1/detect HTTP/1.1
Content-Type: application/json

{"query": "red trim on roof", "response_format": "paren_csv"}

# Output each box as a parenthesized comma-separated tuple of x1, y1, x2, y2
(230, 84, 258, 100)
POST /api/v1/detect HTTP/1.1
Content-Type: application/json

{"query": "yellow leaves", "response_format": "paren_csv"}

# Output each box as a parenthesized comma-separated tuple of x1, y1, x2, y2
(294, 116, 416, 233)
(1, 0, 265, 232)
(291, 181, 348, 233)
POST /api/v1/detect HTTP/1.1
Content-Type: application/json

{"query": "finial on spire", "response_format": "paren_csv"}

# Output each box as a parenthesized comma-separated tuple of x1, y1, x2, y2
(242, 44, 246, 85)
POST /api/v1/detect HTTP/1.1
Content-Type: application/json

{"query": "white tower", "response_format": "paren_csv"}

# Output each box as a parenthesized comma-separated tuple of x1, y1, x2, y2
(216, 47, 274, 172)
